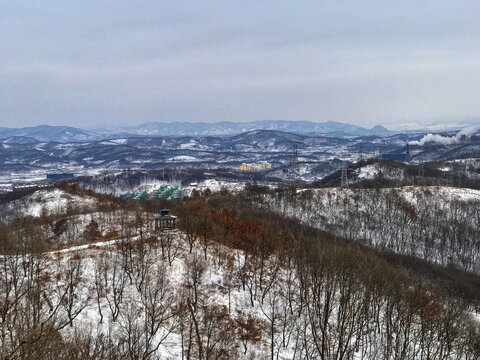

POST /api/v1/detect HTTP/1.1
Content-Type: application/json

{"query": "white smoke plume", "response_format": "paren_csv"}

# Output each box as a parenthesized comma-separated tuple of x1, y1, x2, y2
(409, 125, 480, 146)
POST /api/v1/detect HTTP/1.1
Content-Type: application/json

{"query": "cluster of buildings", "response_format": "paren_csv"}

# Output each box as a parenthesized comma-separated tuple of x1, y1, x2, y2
(239, 161, 272, 172)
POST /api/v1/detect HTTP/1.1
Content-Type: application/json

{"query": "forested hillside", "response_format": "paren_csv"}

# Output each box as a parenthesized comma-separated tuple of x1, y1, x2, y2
(264, 186, 480, 273)
(0, 184, 479, 359)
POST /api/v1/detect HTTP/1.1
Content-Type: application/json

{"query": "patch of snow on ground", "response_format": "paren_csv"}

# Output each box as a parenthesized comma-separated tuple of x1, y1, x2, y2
(109, 138, 128, 144)
(4, 188, 97, 219)
(357, 163, 379, 179)
(168, 155, 199, 162)
(184, 179, 245, 195)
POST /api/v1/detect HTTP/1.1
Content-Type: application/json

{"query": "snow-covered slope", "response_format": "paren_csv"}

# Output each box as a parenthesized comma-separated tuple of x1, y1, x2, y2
(1, 188, 98, 220)
(1, 186, 479, 359)
(4, 225, 477, 359)
(265, 186, 480, 273)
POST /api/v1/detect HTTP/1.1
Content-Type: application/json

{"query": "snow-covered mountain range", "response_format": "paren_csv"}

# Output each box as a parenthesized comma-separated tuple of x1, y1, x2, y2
(0, 125, 101, 142)
(94, 120, 394, 138)
(0, 121, 394, 142)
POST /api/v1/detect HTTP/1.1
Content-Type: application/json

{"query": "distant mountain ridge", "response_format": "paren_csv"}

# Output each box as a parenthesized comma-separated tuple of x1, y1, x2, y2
(0, 125, 100, 142)
(96, 120, 393, 138)
(0, 121, 398, 143)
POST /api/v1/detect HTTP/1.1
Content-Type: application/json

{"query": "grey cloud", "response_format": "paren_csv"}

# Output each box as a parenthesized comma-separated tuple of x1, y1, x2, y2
(1, 1, 479, 128)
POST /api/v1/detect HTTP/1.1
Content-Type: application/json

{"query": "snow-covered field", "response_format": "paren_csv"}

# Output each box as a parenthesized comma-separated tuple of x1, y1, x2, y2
(0, 168, 104, 192)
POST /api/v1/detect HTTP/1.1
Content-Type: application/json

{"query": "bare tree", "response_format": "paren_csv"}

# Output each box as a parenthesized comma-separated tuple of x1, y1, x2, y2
(235, 312, 264, 355)
(138, 264, 176, 358)
(56, 253, 89, 327)
(103, 253, 127, 322)
(184, 254, 207, 310)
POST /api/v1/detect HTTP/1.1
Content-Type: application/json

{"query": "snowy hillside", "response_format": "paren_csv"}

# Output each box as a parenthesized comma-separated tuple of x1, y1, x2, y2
(1, 185, 479, 359)
(46, 231, 290, 359)
(264, 186, 480, 273)
(1, 188, 99, 220)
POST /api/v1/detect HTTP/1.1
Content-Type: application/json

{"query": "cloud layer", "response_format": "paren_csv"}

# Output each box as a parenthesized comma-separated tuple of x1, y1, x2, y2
(1, 1, 480, 128)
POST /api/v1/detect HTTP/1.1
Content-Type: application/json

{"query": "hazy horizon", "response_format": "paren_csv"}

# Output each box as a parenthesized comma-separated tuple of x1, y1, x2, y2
(2, 118, 479, 134)
(1, 1, 480, 129)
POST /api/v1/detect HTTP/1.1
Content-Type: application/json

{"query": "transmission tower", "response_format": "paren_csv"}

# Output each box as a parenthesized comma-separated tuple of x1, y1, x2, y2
(447, 171, 454, 187)
(418, 155, 425, 185)
(284, 139, 300, 178)
(464, 163, 469, 184)
(292, 142, 299, 173)
(341, 161, 349, 188)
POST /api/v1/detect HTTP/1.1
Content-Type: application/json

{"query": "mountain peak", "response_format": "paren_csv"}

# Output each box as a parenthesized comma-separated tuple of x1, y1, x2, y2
(369, 125, 391, 135)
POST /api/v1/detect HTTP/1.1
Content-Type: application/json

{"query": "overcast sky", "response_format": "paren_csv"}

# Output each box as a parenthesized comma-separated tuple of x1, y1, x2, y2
(1, 1, 479, 129)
